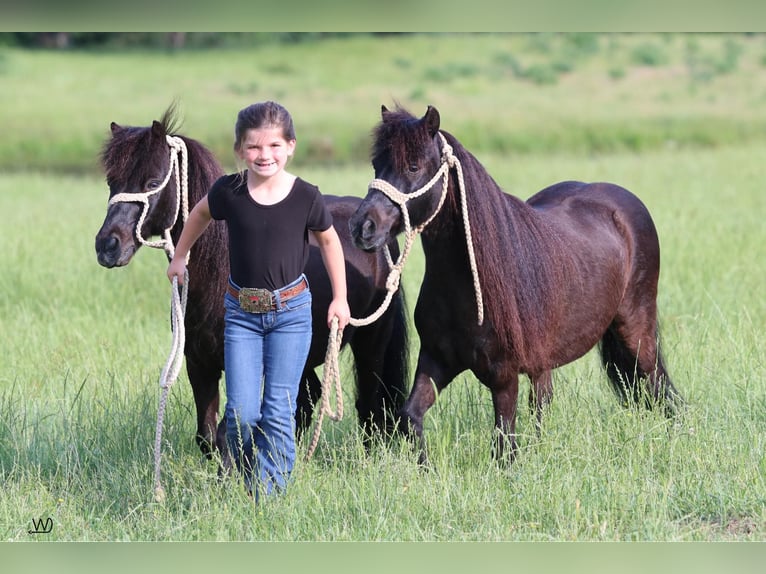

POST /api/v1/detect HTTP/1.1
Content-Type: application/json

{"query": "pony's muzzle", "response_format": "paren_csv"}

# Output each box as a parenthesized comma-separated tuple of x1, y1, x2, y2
(95, 233, 135, 268)
(349, 215, 381, 252)
(359, 218, 377, 243)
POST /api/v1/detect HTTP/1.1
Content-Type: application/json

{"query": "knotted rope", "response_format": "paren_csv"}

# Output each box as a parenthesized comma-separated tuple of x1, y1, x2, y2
(305, 132, 484, 460)
(303, 316, 344, 459)
(108, 135, 190, 502)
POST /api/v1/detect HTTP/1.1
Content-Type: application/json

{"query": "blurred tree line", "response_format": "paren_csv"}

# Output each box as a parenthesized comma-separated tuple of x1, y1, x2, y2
(0, 32, 405, 50)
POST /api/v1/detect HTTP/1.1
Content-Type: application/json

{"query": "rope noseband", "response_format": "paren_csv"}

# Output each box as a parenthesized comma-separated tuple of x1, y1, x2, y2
(108, 135, 190, 260)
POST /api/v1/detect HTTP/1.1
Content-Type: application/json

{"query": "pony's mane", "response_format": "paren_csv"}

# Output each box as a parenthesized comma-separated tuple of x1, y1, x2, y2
(158, 101, 184, 136)
(376, 106, 571, 366)
(443, 131, 572, 365)
(100, 104, 223, 206)
(100, 126, 151, 187)
(372, 107, 428, 175)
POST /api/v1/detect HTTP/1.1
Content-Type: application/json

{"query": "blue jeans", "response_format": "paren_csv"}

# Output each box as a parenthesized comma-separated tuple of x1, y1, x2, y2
(223, 274, 312, 498)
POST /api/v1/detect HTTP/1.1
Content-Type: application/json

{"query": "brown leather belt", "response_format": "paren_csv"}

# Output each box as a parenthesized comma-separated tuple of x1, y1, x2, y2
(227, 277, 308, 313)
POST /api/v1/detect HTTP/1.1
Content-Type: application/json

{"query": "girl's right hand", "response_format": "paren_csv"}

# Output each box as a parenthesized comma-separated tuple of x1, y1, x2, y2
(167, 257, 186, 285)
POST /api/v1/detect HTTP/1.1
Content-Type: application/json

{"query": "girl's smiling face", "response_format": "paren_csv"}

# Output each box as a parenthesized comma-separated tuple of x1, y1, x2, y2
(237, 126, 296, 178)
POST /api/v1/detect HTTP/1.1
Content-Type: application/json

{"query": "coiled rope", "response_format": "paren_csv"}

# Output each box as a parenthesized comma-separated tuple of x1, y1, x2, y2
(305, 132, 484, 460)
(108, 135, 189, 502)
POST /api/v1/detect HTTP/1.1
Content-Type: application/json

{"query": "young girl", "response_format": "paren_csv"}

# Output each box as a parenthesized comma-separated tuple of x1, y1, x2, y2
(167, 101, 350, 498)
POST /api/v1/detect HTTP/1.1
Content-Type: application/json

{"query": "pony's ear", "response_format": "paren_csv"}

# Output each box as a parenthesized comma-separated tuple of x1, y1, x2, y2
(381, 104, 390, 118)
(110, 122, 122, 134)
(151, 120, 165, 138)
(424, 105, 440, 137)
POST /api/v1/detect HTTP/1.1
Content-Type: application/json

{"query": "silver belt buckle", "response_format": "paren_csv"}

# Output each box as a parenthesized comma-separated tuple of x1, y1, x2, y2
(238, 287, 273, 313)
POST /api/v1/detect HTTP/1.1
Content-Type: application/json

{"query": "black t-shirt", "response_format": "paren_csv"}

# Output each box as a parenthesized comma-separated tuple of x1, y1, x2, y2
(207, 173, 332, 290)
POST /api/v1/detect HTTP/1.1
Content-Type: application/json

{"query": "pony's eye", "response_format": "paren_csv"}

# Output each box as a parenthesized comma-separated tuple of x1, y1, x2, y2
(146, 179, 162, 191)
(407, 162, 419, 173)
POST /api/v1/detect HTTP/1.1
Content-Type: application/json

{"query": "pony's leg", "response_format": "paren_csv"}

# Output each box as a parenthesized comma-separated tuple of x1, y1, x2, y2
(350, 312, 409, 442)
(488, 370, 520, 464)
(215, 419, 233, 477)
(528, 370, 553, 435)
(398, 352, 455, 466)
(601, 314, 682, 416)
(376, 292, 410, 435)
(295, 368, 322, 442)
(185, 356, 222, 456)
(634, 332, 683, 416)
(349, 324, 390, 440)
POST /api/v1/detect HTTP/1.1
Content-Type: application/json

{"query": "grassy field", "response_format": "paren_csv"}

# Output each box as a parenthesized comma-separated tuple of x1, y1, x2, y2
(1, 34, 765, 541)
(4, 33, 766, 170)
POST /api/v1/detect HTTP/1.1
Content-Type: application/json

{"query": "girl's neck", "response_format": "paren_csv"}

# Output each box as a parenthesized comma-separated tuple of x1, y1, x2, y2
(247, 170, 296, 205)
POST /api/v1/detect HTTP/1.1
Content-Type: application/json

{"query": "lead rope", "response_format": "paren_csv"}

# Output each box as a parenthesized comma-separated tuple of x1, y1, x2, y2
(305, 132, 484, 460)
(152, 270, 188, 503)
(107, 135, 190, 502)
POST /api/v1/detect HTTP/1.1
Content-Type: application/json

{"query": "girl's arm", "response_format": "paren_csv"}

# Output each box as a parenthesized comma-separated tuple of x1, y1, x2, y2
(167, 195, 213, 285)
(312, 225, 351, 330)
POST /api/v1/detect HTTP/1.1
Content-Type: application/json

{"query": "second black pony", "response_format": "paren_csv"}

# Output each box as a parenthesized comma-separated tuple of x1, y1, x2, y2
(349, 104, 682, 464)
(94, 105, 409, 457)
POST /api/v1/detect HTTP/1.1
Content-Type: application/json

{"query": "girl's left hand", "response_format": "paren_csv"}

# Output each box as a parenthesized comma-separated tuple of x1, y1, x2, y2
(327, 298, 351, 331)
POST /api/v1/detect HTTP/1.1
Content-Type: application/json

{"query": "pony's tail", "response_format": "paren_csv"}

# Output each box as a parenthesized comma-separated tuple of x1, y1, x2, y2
(599, 326, 683, 417)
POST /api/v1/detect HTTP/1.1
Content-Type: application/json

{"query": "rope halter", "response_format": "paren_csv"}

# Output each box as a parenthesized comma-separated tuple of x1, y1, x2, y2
(107, 135, 190, 261)
(367, 131, 484, 326)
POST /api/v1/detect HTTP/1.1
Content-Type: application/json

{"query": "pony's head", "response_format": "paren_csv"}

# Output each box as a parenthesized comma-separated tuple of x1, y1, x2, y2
(95, 106, 183, 267)
(350, 104, 448, 252)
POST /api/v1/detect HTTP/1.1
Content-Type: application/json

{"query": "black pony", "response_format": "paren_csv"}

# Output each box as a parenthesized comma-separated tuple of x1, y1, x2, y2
(94, 106, 409, 456)
(349, 105, 681, 464)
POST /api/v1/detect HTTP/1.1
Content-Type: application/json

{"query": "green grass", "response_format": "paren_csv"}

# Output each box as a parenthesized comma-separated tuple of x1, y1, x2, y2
(1, 140, 764, 540)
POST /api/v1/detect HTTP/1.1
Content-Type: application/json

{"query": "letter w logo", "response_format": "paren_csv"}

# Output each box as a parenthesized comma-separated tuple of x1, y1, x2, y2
(28, 517, 53, 534)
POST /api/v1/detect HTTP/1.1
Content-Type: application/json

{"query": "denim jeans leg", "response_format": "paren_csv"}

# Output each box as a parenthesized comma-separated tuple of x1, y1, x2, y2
(255, 287, 312, 496)
(222, 279, 312, 497)
(223, 293, 265, 490)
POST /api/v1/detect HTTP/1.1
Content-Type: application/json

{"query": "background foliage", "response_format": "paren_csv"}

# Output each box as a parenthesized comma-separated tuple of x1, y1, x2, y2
(4, 33, 766, 170)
